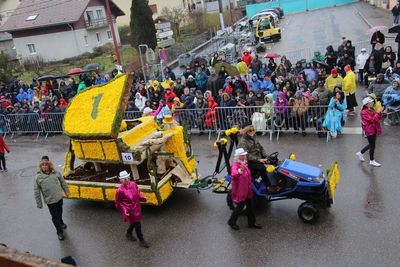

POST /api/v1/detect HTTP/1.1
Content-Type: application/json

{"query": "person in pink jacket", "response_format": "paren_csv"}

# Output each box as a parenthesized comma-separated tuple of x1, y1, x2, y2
(356, 97, 383, 167)
(227, 148, 262, 230)
(115, 170, 149, 248)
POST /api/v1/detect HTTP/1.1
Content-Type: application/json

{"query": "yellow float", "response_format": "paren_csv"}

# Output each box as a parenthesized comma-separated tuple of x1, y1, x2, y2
(62, 74, 198, 206)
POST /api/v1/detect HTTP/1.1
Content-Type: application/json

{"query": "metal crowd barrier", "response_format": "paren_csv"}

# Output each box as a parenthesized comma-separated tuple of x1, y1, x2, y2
(1, 105, 337, 141)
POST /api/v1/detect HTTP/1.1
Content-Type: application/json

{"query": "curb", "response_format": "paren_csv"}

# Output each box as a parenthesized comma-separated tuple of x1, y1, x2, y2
(354, 4, 373, 28)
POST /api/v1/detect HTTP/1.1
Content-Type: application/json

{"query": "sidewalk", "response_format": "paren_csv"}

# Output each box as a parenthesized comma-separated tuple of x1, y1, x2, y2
(354, 1, 394, 28)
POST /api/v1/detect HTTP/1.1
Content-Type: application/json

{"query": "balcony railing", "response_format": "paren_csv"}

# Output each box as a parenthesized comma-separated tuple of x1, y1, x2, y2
(84, 17, 110, 29)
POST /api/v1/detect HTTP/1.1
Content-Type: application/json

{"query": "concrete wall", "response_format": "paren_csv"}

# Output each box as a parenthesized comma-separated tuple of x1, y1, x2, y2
(13, 23, 121, 61)
(246, 0, 358, 17)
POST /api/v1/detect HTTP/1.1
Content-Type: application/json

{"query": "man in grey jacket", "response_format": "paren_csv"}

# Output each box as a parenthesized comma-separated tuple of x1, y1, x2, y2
(34, 157, 70, 240)
(368, 73, 390, 102)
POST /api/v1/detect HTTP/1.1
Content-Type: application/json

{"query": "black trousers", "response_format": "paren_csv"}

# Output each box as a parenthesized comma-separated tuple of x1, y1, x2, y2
(361, 134, 377, 161)
(248, 161, 277, 186)
(47, 199, 64, 235)
(228, 199, 256, 227)
(127, 221, 144, 241)
(0, 153, 5, 170)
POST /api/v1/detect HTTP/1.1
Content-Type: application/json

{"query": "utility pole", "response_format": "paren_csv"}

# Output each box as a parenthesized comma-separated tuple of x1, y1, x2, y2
(105, 0, 121, 65)
(218, 0, 225, 31)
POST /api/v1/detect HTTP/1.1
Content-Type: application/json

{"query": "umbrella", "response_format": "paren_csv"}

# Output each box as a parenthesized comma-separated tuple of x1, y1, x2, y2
(312, 59, 329, 67)
(367, 25, 387, 35)
(389, 24, 400, 34)
(54, 73, 70, 79)
(214, 62, 239, 76)
(264, 53, 281, 59)
(83, 63, 100, 72)
(67, 68, 83, 75)
(189, 57, 208, 69)
(37, 75, 55, 82)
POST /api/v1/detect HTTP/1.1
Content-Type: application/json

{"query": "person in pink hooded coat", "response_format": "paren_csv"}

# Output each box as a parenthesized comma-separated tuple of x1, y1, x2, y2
(356, 97, 383, 167)
(227, 148, 262, 231)
(115, 170, 150, 248)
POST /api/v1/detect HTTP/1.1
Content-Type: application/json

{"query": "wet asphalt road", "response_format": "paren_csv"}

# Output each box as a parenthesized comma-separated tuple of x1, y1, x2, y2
(2, 3, 400, 266)
(1, 126, 400, 267)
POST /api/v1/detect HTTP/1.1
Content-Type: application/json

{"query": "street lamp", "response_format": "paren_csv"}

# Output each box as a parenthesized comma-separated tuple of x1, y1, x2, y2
(138, 44, 149, 99)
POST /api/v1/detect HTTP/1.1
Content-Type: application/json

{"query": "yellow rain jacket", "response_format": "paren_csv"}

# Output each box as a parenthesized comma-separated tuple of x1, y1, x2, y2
(343, 70, 356, 95)
(325, 74, 343, 92)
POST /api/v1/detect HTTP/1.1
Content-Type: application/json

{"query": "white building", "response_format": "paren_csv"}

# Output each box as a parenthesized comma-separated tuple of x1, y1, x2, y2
(0, 0, 124, 62)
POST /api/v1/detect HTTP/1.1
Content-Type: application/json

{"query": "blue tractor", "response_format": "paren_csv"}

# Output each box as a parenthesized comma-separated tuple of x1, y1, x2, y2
(204, 134, 340, 224)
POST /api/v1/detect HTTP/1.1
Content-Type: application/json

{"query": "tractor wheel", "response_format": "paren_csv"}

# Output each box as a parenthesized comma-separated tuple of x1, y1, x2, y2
(297, 202, 320, 224)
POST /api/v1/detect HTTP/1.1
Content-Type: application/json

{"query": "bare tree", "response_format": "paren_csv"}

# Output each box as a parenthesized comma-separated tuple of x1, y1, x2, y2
(160, 7, 187, 38)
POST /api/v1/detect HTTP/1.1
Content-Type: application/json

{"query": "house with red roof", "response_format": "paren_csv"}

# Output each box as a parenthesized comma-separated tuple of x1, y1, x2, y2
(0, 0, 124, 61)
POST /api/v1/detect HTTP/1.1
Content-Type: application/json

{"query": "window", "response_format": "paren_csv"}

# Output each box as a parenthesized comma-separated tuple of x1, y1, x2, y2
(86, 10, 94, 23)
(107, 31, 112, 40)
(96, 10, 103, 18)
(96, 32, 101, 43)
(26, 14, 38, 21)
(84, 36, 88, 46)
(27, 44, 36, 54)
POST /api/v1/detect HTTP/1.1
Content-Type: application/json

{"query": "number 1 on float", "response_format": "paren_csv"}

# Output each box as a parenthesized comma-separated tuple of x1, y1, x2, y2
(91, 93, 104, 120)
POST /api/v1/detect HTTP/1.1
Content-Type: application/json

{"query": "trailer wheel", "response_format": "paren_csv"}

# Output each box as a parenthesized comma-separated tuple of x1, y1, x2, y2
(298, 202, 320, 224)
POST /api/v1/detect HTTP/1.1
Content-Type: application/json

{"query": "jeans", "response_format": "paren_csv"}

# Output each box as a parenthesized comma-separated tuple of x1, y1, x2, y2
(0, 152, 6, 170)
(127, 221, 144, 241)
(228, 199, 256, 227)
(47, 199, 64, 234)
(361, 134, 377, 161)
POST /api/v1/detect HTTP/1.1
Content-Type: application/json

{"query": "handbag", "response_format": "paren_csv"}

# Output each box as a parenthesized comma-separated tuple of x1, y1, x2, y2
(382, 60, 391, 69)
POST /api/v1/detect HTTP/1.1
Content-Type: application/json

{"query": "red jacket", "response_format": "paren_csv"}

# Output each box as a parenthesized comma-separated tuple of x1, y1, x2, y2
(0, 137, 10, 154)
(242, 54, 252, 67)
(164, 91, 176, 108)
(231, 161, 253, 203)
(361, 108, 382, 137)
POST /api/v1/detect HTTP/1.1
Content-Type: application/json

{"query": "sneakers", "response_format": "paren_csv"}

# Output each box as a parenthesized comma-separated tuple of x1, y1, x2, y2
(369, 160, 381, 167)
(126, 233, 137, 242)
(139, 240, 150, 248)
(356, 152, 365, 162)
(57, 233, 65, 240)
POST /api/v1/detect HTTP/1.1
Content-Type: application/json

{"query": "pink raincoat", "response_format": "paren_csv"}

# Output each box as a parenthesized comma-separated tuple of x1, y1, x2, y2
(115, 181, 146, 223)
(361, 107, 382, 137)
(231, 161, 253, 203)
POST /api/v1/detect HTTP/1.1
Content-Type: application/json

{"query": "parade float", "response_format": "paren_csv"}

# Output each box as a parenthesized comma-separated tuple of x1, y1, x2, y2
(62, 74, 198, 206)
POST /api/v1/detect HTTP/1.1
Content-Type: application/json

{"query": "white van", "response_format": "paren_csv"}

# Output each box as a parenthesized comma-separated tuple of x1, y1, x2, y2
(249, 11, 279, 28)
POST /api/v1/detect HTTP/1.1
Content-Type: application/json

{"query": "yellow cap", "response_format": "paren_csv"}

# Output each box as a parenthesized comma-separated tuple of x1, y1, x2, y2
(162, 115, 174, 124)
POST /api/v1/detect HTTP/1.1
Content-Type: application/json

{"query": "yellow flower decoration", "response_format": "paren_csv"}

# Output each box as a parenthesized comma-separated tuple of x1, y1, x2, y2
(213, 142, 218, 148)
(220, 138, 228, 145)
(63, 74, 128, 138)
(225, 129, 232, 136)
(231, 127, 239, 134)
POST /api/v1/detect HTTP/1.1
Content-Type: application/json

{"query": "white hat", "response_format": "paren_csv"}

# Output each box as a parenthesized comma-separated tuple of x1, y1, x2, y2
(143, 107, 153, 114)
(188, 75, 194, 79)
(234, 148, 248, 157)
(361, 48, 367, 52)
(118, 170, 131, 180)
(362, 96, 374, 106)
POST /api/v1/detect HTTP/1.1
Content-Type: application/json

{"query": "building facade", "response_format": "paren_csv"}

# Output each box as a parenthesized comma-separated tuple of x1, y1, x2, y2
(0, 0, 124, 62)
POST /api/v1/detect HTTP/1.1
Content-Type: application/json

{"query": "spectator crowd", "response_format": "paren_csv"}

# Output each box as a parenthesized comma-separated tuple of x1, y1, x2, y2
(1, 32, 399, 135)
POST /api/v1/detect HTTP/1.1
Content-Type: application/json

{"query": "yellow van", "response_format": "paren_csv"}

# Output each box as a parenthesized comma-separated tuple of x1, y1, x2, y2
(255, 15, 281, 43)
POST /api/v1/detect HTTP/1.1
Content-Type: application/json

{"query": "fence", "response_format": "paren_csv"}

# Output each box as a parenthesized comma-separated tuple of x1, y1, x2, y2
(246, 0, 358, 17)
(1, 105, 336, 141)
